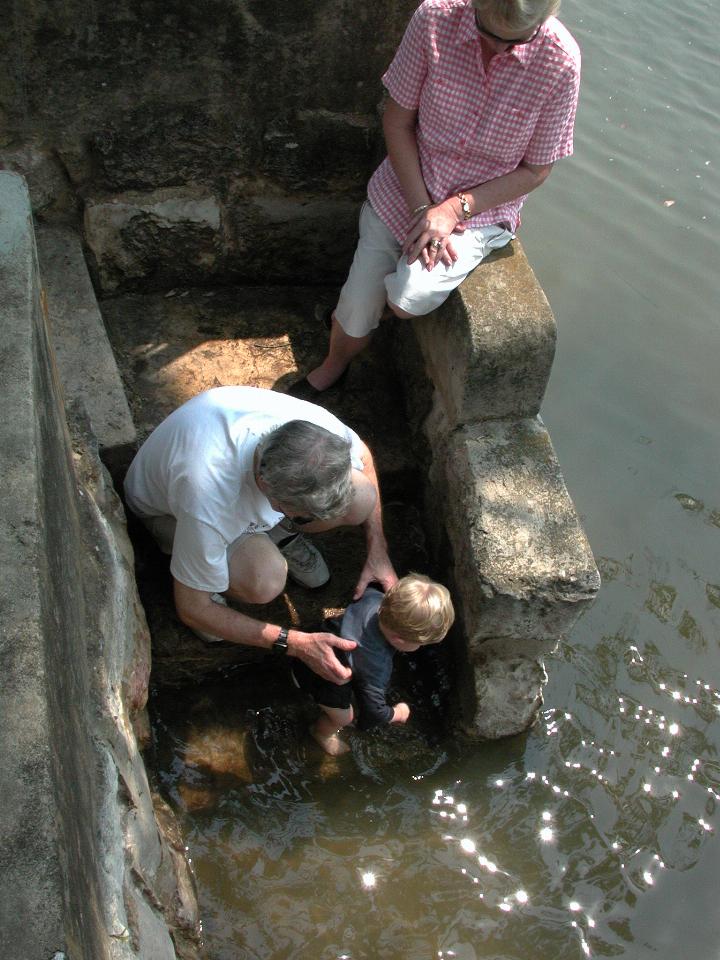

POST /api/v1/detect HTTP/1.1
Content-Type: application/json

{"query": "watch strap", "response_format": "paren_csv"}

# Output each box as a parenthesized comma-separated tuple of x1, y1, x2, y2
(273, 627, 289, 654)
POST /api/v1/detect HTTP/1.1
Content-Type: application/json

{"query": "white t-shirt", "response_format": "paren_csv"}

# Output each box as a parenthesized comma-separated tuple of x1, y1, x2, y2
(124, 387, 365, 592)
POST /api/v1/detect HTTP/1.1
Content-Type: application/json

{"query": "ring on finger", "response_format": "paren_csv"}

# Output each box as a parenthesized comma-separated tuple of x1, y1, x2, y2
(430, 238, 442, 249)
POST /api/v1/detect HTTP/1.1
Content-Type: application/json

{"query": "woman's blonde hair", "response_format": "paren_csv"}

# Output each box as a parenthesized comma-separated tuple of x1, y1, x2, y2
(473, 0, 561, 33)
(378, 573, 455, 645)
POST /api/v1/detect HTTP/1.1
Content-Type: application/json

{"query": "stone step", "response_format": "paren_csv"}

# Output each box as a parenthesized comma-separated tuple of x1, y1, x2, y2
(35, 224, 136, 474)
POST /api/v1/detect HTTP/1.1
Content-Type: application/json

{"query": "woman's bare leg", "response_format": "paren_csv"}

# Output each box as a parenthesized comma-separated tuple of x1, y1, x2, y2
(305, 315, 373, 391)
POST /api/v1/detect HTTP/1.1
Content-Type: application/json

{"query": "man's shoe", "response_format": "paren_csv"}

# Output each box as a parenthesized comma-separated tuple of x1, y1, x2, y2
(280, 533, 330, 589)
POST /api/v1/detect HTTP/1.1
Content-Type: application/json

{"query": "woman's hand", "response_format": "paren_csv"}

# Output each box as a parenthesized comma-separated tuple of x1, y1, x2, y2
(403, 198, 464, 269)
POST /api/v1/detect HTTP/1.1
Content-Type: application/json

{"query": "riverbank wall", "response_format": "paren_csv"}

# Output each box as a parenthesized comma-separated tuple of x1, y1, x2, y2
(0, 171, 201, 960)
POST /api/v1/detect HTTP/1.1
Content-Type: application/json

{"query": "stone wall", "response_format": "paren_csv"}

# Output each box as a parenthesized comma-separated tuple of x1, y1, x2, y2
(0, 0, 417, 292)
(393, 241, 601, 738)
(0, 171, 201, 960)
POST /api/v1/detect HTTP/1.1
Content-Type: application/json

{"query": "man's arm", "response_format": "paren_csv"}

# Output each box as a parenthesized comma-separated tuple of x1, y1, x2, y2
(173, 580, 356, 683)
(353, 441, 397, 599)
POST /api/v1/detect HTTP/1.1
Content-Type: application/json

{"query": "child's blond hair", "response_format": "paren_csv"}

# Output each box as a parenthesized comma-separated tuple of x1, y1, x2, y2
(378, 573, 455, 645)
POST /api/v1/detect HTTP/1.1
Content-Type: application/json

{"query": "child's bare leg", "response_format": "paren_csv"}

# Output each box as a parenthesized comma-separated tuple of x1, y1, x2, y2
(311, 705, 353, 756)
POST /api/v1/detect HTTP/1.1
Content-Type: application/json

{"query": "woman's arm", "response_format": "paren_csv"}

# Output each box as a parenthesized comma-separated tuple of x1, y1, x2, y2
(405, 160, 554, 267)
(383, 97, 462, 270)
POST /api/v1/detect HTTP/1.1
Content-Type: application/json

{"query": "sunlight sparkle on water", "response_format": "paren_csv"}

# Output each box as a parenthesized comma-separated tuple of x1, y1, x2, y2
(460, 838, 476, 853)
(540, 827, 554, 842)
(361, 872, 377, 889)
(515, 889, 529, 904)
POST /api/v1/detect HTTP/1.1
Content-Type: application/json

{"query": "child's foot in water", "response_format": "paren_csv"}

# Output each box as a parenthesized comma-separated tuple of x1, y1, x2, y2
(310, 723, 350, 756)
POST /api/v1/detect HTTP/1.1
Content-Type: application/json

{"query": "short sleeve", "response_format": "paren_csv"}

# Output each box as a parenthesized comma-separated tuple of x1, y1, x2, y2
(382, 4, 429, 110)
(523, 65, 580, 165)
(345, 425, 365, 472)
(170, 511, 230, 592)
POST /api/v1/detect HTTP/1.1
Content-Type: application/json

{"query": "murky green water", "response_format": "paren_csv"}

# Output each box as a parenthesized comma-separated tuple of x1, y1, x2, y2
(151, 1, 720, 956)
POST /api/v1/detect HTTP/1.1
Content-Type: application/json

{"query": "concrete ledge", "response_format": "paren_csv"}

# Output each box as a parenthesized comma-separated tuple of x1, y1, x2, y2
(411, 239, 556, 425)
(0, 172, 200, 960)
(0, 170, 65, 960)
(36, 224, 136, 471)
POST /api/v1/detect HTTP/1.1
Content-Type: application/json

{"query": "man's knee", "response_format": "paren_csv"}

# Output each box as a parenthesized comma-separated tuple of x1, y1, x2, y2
(227, 535, 287, 604)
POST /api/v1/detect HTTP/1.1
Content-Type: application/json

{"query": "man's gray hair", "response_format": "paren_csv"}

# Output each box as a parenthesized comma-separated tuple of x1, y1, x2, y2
(256, 420, 354, 520)
(473, 0, 561, 32)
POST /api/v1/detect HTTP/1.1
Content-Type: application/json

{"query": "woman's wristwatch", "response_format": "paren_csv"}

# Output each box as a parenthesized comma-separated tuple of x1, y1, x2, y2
(456, 192, 472, 220)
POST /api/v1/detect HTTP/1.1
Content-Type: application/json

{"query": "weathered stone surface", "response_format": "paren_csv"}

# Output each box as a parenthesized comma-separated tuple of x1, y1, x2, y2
(36, 224, 136, 468)
(0, 170, 65, 960)
(0, 141, 76, 217)
(84, 186, 224, 293)
(435, 417, 599, 646)
(0, 173, 200, 959)
(0, 0, 415, 194)
(423, 415, 599, 738)
(0, 1, 419, 289)
(261, 109, 378, 192)
(410, 239, 556, 425)
(226, 193, 362, 285)
(466, 653, 548, 740)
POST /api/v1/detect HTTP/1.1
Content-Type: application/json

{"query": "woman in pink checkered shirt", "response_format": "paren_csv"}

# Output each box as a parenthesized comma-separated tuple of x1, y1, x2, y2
(289, 0, 580, 399)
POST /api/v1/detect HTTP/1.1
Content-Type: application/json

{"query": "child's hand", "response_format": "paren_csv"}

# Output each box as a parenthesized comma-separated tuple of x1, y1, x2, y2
(391, 702, 410, 724)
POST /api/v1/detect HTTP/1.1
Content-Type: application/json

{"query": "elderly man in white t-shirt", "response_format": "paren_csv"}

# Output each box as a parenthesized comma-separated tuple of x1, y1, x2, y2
(124, 386, 398, 684)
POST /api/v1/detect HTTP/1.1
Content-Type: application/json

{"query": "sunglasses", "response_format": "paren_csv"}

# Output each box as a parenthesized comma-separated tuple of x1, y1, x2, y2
(474, 10, 541, 46)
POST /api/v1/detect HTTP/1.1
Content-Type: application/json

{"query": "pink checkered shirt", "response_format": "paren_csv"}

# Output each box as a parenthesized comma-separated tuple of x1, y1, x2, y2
(367, 0, 580, 241)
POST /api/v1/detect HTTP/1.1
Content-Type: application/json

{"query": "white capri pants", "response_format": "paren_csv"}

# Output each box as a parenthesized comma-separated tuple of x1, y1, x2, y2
(335, 201, 514, 338)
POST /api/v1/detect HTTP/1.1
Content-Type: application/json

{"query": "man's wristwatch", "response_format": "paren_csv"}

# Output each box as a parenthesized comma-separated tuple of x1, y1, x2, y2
(456, 192, 472, 220)
(273, 627, 289, 655)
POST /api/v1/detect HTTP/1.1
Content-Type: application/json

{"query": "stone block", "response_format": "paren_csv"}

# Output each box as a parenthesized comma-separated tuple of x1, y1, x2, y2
(465, 652, 548, 741)
(227, 192, 361, 284)
(439, 417, 600, 652)
(426, 415, 599, 739)
(261, 109, 377, 192)
(411, 239, 556, 426)
(84, 186, 224, 294)
(0, 141, 76, 217)
(36, 224, 136, 464)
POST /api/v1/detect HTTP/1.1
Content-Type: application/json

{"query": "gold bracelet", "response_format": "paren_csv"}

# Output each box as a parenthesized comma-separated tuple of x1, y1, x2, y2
(410, 202, 432, 216)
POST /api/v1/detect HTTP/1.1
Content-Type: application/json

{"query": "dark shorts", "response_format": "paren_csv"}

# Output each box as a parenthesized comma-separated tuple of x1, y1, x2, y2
(290, 618, 352, 711)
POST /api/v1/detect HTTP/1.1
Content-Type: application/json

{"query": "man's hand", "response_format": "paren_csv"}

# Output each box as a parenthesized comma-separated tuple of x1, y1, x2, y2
(353, 545, 398, 600)
(289, 629, 356, 684)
